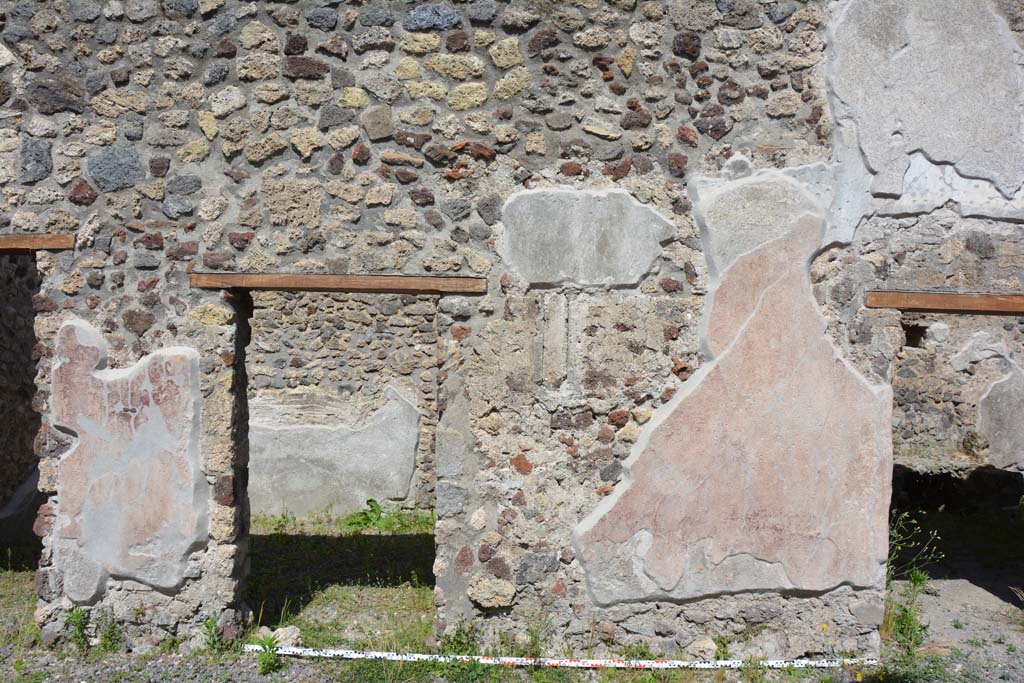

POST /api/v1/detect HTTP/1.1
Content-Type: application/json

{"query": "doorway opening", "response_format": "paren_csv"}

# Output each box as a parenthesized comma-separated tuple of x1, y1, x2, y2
(241, 290, 438, 649)
(0, 252, 46, 656)
(0, 253, 44, 571)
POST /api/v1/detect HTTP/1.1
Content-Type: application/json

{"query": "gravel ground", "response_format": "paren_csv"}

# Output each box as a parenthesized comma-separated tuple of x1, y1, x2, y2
(4, 510, 1023, 683)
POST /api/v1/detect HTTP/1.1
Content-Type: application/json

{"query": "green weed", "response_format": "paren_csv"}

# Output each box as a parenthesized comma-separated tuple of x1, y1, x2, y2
(96, 610, 123, 653)
(203, 615, 226, 654)
(255, 633, 284, 675)
(887, 511, 944, 587)
(66, 606, 89, 651)
(713, 635, 730, 660)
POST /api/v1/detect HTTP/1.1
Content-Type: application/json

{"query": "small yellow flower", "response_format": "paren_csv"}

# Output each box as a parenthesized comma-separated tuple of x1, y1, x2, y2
(857, 674, 864, 681)
(821, 624, 828, 631)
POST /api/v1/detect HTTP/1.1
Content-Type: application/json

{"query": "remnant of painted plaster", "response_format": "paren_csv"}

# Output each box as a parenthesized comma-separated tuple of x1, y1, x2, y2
(500, 189, 675, 287)
(51, 320, 207, 604)
(248, 384, 421, 516)
(950, 332, 1024, 472)
(827, 0, 1024, 238)
(574, 169, 892, 604)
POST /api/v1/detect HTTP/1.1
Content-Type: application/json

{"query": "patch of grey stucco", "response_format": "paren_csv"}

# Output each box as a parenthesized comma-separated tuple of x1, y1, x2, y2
(824, 0, 1024, 242)
(499, 188, 675, 288)
(248, 384, 421, 517)
(979, 366, 1024, 472)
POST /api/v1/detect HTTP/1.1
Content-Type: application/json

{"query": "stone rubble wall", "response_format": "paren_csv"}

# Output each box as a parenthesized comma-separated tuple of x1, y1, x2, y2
(246, 291, 438, 515)
(0, 0, 1020, 659)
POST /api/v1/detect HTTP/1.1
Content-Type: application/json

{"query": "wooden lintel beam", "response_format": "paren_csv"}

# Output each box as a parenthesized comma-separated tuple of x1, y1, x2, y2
(866, 290, 1024, 315)
(190, 272, 488, 295)
(0, 234, 75, 253)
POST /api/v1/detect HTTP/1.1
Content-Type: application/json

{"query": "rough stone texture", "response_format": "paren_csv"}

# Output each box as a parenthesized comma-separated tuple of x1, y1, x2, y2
(2, 0, 1016, 658)
(249, 385, 421, 516)
(575, 172, 892, 603)
(50, 320, 208, 603)
(87, 146, 144, 192)
(500, 189, 675, 287)
(246, 292, 439, 515)
(20, 137, 52, 184)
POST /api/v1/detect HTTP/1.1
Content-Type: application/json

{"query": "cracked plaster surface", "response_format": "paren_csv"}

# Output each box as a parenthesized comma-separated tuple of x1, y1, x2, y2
(824, 0, 1024, 239)
(51, 320, 207, 604)
(573, 169, 892, 605)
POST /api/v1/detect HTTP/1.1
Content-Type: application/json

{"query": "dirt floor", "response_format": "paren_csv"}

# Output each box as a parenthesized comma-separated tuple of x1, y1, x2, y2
(2, 508, 1023, 683)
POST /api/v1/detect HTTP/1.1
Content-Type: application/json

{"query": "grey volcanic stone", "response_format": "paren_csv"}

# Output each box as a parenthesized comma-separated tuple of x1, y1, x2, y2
(161, 0, 197, 17)
(405, 4, 462, 30)
(167, 175, 202, 195)
(248, 386, 421, 516)
(305, 7, 337, 31)
(500, 188, 674, 286)
(125, 0, 158, 22)
(87, 146, 144, 192)
(203, 63, 229, 86)
(161, 195, 194, 218)
(96, 23, 119, 43)
(467, 0, 497, 23)
(70, 0, 102, 21)
(360, 7, 395, 26)
(25, 78, 86, 114)
(768, 0, 800, 23)
(20, 137, 52, 183)
(476, 194, 502, 225)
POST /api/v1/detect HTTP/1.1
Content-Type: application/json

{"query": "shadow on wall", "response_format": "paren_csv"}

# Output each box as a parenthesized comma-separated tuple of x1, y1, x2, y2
(246, 532, 435, 622)
(0, 254, 44, 570)
(891, 464, 1024, 604)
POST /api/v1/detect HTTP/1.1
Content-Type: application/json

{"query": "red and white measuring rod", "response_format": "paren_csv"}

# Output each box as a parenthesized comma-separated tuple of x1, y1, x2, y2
(242, 645, 877, 670)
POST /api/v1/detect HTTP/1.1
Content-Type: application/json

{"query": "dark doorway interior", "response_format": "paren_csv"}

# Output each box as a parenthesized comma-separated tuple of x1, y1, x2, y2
(891, 464, 1024, 603)
(0, 253, 44, 569)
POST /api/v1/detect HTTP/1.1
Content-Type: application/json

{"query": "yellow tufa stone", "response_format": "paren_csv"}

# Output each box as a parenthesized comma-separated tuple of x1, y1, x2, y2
(61, 269, 83, 296)
(447, 83, 489, 111)
(365, 183, 396, 207)
(325, 126, 360, 150)
(244, 133, 288, 164)
(197, 111, 218, 140)
(488, 37, 523, 69)
(188, 304, 235, 326)
(525, 131, 546, 155)
(405, 81, 448, 100)
(398, 106, 435, 126)
(290, 128, 323, 160)
(399, 32, 441, 55)
(424, 53, 485, 80)
(395, 56, 422, 80)
(618, 46, 637, 78)
(474, 30, 496, 48)
(177, 138, 211, 162)
(493, 66, 531, 100)
(337, 87, 370, 109)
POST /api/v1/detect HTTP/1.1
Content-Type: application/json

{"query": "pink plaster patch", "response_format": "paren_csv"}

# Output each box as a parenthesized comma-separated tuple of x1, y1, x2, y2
(574, 173, 892, 604)
(51, 320, 207, 603)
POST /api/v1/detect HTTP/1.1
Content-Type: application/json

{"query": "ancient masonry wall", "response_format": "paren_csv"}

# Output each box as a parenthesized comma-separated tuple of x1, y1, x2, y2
(246, 291, 438, 516)
(0, 0, 1021, 658)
